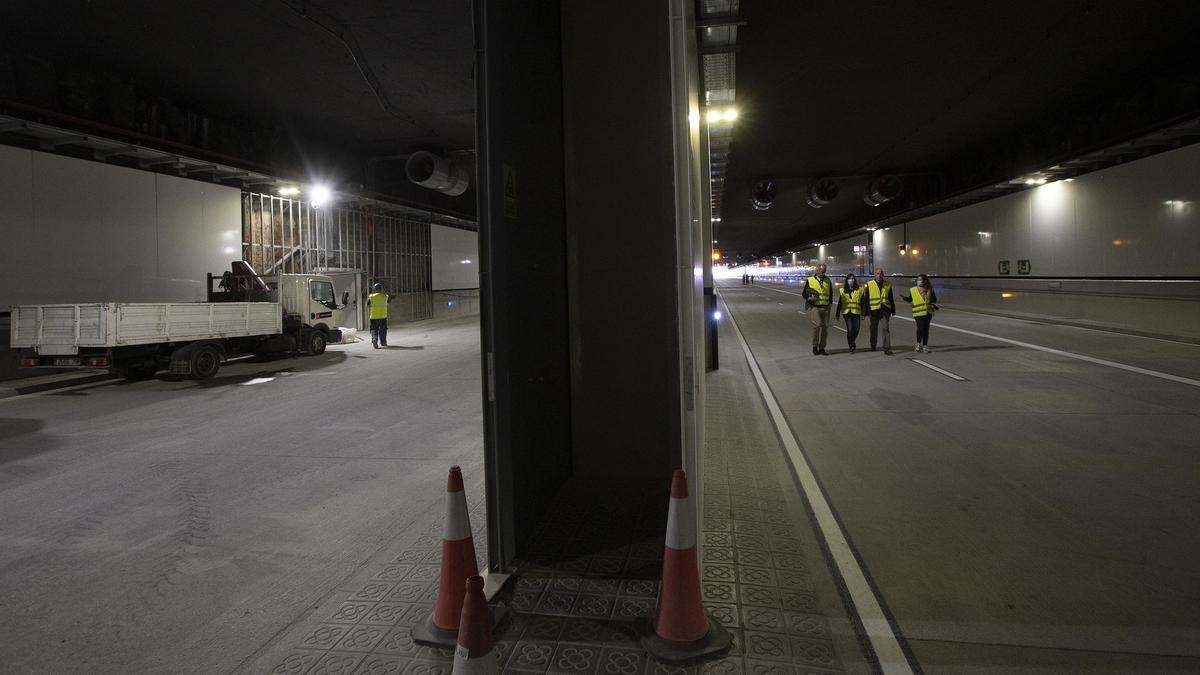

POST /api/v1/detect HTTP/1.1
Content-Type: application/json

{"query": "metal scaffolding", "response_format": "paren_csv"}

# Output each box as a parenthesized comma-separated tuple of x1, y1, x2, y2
(243, 192, 435, 321)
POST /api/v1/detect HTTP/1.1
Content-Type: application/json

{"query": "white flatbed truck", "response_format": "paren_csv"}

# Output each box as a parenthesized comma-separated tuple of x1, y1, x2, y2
(9, 266, 348, 381)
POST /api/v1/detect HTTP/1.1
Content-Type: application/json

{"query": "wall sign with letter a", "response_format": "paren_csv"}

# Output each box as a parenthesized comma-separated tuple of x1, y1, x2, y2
(998, 260, 1010, 275)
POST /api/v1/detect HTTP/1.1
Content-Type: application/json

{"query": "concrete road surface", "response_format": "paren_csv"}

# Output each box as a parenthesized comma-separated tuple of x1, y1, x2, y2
(720, 280, 1200, 673)
(0, 317, 484, 674)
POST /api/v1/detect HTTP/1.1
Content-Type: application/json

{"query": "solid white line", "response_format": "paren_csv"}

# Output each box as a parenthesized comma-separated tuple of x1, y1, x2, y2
(720, 298, 914, 675)
(753, 284, 1200, 388)
(910, 358, 966, 381)
(893, 316, 1200, 388)
(832, 324, 847, 333)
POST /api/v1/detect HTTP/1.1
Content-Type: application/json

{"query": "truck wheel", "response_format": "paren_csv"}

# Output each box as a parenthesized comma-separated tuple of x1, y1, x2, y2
(120, 365, 158, 381)
(190, 346, 221, 380)
(306, 330, 327, 356)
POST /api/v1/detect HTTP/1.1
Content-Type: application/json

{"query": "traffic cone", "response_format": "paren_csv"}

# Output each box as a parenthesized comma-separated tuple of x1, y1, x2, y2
(451, 576, 498, 675)
(412, 465, 480, 647)
(641, 469, 731, 663)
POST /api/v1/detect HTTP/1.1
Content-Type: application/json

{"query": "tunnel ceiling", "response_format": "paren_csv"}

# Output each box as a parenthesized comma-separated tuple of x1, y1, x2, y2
(0, 0, 474, 214)
(718, 0, 1200, 258)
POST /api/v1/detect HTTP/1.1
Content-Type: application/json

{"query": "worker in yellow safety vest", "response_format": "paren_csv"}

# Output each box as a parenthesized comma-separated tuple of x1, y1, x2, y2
(835, 273, 867, 353)
(801, 263, 833, 355)
(368, 282, 390, 349)
(865, 269, 896, 355)
(900, 274, 939, 353)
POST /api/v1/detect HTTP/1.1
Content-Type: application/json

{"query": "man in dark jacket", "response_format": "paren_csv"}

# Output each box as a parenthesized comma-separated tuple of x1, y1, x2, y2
(865, 269, 896, 355)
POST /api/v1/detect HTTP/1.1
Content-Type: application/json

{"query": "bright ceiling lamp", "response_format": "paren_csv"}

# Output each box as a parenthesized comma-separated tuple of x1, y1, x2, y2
(706, 108, 738, 124)
(278, 185, 300, 197)
(309, 184, 332, 208)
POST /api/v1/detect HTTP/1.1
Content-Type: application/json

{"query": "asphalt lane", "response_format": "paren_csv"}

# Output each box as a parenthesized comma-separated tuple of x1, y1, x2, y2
(0, 317, 485, 674)
(718, 281, 1200, 672)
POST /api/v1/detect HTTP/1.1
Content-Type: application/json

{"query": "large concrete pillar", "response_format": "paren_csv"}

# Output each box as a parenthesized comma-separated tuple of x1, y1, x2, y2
(477, 0, 704, 568)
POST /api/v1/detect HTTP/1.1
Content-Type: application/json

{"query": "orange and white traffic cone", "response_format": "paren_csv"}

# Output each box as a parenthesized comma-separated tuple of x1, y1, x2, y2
(412, 465, 480, 647)
(641, 469, 731, 663)
(451, 576, 498, 675)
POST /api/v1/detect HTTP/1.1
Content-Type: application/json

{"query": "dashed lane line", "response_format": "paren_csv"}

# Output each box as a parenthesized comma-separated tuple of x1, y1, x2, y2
(721, 296, 917, 675)
(891, 316, 1200, 389)
(910, 358, 967, 381)
(750, 283, 1200, 389)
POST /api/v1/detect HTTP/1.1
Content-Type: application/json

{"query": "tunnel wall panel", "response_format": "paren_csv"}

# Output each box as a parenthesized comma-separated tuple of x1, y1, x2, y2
(779, 142, 1200, 339)
(0, 144, 238, 309)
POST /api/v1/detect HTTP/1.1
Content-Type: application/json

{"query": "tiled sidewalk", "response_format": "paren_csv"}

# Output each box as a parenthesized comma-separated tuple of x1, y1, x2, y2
(260, 323, 866, 674)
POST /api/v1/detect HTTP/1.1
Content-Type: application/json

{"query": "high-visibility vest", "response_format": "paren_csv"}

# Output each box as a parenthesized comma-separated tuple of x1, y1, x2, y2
(867, 279, 892, 311)
(839, 287, 864, 315)
(369, 292, 389, 319)
(807, 276, 831, 306)
(910, 286, 931, 317)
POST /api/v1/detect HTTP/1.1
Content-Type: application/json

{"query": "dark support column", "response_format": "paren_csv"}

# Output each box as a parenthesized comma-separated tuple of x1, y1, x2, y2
(561, 1, 683, 479)
(475, 0, 572, 571)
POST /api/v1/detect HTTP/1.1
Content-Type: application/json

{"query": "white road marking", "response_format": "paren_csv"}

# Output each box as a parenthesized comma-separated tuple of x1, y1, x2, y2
(241, 377, 276, 385)
(910, 358, 966, 381)
(832, 324, 846, 333)
(721, 297, 915, 675)
(892, 316, 1200, 389)
(750, 284, 1200, 388)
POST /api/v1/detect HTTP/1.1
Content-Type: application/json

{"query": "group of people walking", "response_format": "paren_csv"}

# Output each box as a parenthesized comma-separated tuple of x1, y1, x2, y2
(800, 264, 938, 355)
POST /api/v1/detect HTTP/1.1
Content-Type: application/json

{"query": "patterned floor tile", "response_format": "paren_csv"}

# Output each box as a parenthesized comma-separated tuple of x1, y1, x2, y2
(508, 640, 557, 673)
(337, 625, 388, 652)
(738, 585, 781, 609)
(353, 581, 397, 602)
(330, 601, 376, 624)
(302, 624, 353, 650)
(550, 642, 602, 674)
(272, 651, 322, 674)
(571, 594, 615, 619)
(535, 591, 579, 616)
(619, 579, 659, 598)
(404, 659, 451, 675)
(375, 627, 420, 657)
(354, 655, 410, 675)
(613, 597, 654, 622)
(524, 614, 568, 641)
(596, 648, 646, 675)
(741, 632, 790, 664)
(788, 638, 838, 669)
(310, 652, 365, 675)
(387, 583, 430, 604)
(375, 564, 416, 581)
(699, 656, 744, 675)
(362, 602, 412, 627)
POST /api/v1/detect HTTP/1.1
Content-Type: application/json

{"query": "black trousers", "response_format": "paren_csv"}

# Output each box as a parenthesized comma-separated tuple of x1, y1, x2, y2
(915, 315, 932, 345)
(370, 317, 388, 345)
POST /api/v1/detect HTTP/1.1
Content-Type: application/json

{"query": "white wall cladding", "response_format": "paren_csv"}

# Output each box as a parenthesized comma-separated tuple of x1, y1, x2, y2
(430, 225, 479, 290)
(764, 143, 1200, 339)
(800, 142, 1200, 279)
(0, 145, 239, 308)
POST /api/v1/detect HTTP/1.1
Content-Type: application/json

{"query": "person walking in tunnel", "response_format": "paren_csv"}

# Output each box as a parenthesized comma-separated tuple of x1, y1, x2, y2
(368, 282, 390, 349)
(802, 263, 833, 355)
(836, 272, 867, 353)
(866, 268, 896, 355)
(901, 274, 939, 353)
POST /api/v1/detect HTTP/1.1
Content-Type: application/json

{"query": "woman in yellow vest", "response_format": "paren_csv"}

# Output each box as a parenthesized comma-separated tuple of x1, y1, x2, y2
(368, 282, 390, 349)
(835, 273, 867, 353)
(900, 274, 939, 353)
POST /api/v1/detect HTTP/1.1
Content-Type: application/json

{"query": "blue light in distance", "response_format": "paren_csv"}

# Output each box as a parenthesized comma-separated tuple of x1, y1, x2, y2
(712, 310, 722, 321)
(448, 300, 458, 307)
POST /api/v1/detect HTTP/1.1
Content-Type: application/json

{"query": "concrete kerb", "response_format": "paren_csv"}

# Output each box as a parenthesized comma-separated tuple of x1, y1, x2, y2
(0, 372, 115, 399)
